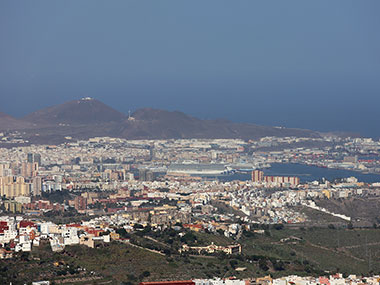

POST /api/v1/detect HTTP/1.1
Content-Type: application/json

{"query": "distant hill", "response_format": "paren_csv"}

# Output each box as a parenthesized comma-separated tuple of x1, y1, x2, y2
(2, 99, 321, 144)
(24, 97, 127, 126)
(0, 112, 33, 130)
(120, 108, 319, 140)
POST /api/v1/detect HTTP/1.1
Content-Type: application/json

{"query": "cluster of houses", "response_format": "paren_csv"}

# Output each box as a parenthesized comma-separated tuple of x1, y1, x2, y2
(0, 216, 118, 258)
(140, 273, 380, 285)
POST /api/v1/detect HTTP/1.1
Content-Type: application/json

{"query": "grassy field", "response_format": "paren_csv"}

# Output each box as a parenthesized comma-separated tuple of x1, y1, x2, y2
(240, 227, 380, 276)
(316, 197, 380, 225)
(294, 206, 348, 225)
(0, 240, 268, 284)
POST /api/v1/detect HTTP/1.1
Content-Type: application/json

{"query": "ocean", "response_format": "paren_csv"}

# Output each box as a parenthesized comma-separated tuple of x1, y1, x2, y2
(219, 163, 380, 183)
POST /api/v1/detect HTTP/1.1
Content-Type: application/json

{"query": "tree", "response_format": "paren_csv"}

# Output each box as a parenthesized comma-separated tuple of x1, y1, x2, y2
(20, 252, 30, 261)
(99, 230, 110, 236)
(242, 230, 254, 238)
(273, 260, 285, 271)
(180, 232, 197, 245)
(229, 260, 238, 269)
(116, 228, 130, 239)
(140, 271, 150, 279)
(273, 224, 284, 230)
(259, 259, 269, 271)
(127, 274, 137, 281)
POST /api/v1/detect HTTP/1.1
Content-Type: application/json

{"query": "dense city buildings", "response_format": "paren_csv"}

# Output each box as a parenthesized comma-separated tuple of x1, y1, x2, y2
(1, 136, 380, 282)
(251, 170, 264, 183)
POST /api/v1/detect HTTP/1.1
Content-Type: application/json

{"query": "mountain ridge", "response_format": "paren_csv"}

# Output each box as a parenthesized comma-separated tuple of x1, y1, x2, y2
(0, 111, 33, 130)
(2, 98, 321, 144)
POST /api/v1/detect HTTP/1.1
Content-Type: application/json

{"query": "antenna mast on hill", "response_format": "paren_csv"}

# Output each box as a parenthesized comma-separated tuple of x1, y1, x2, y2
(128, 110, 135, 121)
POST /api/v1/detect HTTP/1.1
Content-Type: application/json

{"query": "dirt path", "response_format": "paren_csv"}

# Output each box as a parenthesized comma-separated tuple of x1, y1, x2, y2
(119, 239, 166, 256)
(306, 241, 365, 262)
(338, 241, 380, 250)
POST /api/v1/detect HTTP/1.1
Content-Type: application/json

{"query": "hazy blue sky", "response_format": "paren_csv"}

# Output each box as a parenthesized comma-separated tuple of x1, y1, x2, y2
(1, 1, 379, 136)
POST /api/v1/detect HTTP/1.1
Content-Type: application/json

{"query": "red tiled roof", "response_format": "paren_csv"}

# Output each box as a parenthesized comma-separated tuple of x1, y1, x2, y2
(183, 224, 202, 229)
(319, 277, 330, 285)
(19, 221, 36, 228)
(66, 224, 81, 228)
(0, 226, 9, 231)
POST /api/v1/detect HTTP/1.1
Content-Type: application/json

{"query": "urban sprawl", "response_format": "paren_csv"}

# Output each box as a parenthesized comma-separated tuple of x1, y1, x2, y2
(1, 135, 380, 284)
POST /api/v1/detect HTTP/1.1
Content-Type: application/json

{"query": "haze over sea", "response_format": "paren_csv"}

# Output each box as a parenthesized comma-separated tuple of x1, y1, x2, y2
(1, 1, 380, 137)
